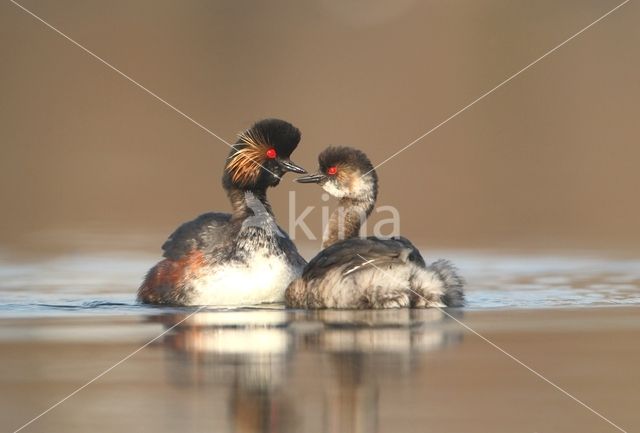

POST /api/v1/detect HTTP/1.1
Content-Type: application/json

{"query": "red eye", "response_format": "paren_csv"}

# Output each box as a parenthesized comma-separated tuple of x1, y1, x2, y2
(327, 166, 338, 175)
(266, 148, 277, 159)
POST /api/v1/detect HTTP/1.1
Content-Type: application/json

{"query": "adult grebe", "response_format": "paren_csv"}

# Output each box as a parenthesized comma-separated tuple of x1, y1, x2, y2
(285, 146, 464, 309)
(138, 119, 307, 306)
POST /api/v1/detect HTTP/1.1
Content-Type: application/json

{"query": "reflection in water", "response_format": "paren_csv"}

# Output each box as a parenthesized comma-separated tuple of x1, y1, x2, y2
(156, 310, 295, 432)
(313, 309, 462, 433)
(154, 308, 463, 432)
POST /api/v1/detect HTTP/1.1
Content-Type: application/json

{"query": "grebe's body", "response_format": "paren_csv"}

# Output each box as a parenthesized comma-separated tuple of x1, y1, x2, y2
(138, 119, 307, 306)
(287, 236, 463, 309)
(285, 146, 464, 309)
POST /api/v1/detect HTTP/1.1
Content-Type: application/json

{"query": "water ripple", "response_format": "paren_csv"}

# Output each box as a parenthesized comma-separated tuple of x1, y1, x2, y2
(0, 251, 639, 316)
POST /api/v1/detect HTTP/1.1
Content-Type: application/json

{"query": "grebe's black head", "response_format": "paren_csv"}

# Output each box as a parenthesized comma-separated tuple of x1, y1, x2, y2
(297, 146, 378, 201)
(223, 118, 306, 190)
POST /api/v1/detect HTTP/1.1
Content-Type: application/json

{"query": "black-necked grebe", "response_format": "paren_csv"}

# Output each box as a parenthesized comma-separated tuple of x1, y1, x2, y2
(138, 119, 307, 306)
(285, 146, 464, 309)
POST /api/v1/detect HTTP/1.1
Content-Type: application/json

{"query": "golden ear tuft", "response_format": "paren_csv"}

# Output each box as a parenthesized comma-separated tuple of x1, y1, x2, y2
(226, 129, 271, 185)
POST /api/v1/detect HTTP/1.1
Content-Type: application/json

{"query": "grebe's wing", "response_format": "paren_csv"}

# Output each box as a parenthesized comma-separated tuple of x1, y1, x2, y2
(161, 212, 232, 260)
(303, 237, 423, 281)
(373, 236, 427, 267)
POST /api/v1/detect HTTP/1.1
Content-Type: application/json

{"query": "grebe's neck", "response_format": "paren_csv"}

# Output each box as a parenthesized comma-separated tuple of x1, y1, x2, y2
(227, 187, 272, 221)
(322, 196, 375, 249)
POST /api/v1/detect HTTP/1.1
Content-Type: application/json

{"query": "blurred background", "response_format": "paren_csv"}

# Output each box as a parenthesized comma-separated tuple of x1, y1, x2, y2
(1, 0, 639, 258)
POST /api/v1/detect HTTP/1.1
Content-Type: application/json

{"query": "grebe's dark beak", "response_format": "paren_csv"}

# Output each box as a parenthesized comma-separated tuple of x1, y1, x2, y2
(279, 158, 307, 174)
(296, 172, 326, 184)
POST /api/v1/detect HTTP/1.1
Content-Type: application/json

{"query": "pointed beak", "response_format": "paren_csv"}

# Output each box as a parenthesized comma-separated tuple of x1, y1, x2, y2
(279, 158, 307, 174)
(296, 172, 326, 184)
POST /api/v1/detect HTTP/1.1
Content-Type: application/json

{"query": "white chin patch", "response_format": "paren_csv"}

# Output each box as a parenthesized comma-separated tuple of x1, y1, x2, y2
(322, 174, 373, 199)
(322, 181, 347, 198)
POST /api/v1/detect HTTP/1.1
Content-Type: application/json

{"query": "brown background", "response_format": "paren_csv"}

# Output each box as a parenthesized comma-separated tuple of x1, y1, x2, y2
(1, 0, 639, 255)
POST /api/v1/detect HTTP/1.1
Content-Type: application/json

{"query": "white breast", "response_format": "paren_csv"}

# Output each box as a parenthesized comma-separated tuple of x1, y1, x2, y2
(188, 251, 301, 306)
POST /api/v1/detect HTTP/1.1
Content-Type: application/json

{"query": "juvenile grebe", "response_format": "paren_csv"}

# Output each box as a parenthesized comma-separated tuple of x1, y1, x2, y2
(138, 119, 307, 306)
(285, 146, 464, 309)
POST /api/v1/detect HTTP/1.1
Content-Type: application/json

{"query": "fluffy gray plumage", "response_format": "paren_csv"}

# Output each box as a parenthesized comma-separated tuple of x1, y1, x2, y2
(285, 146, 465, 310)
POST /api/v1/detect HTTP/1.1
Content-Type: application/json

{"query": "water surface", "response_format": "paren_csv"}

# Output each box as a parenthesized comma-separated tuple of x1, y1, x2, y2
(1, 251, 639, 316)
(1, 251, 639, 433)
